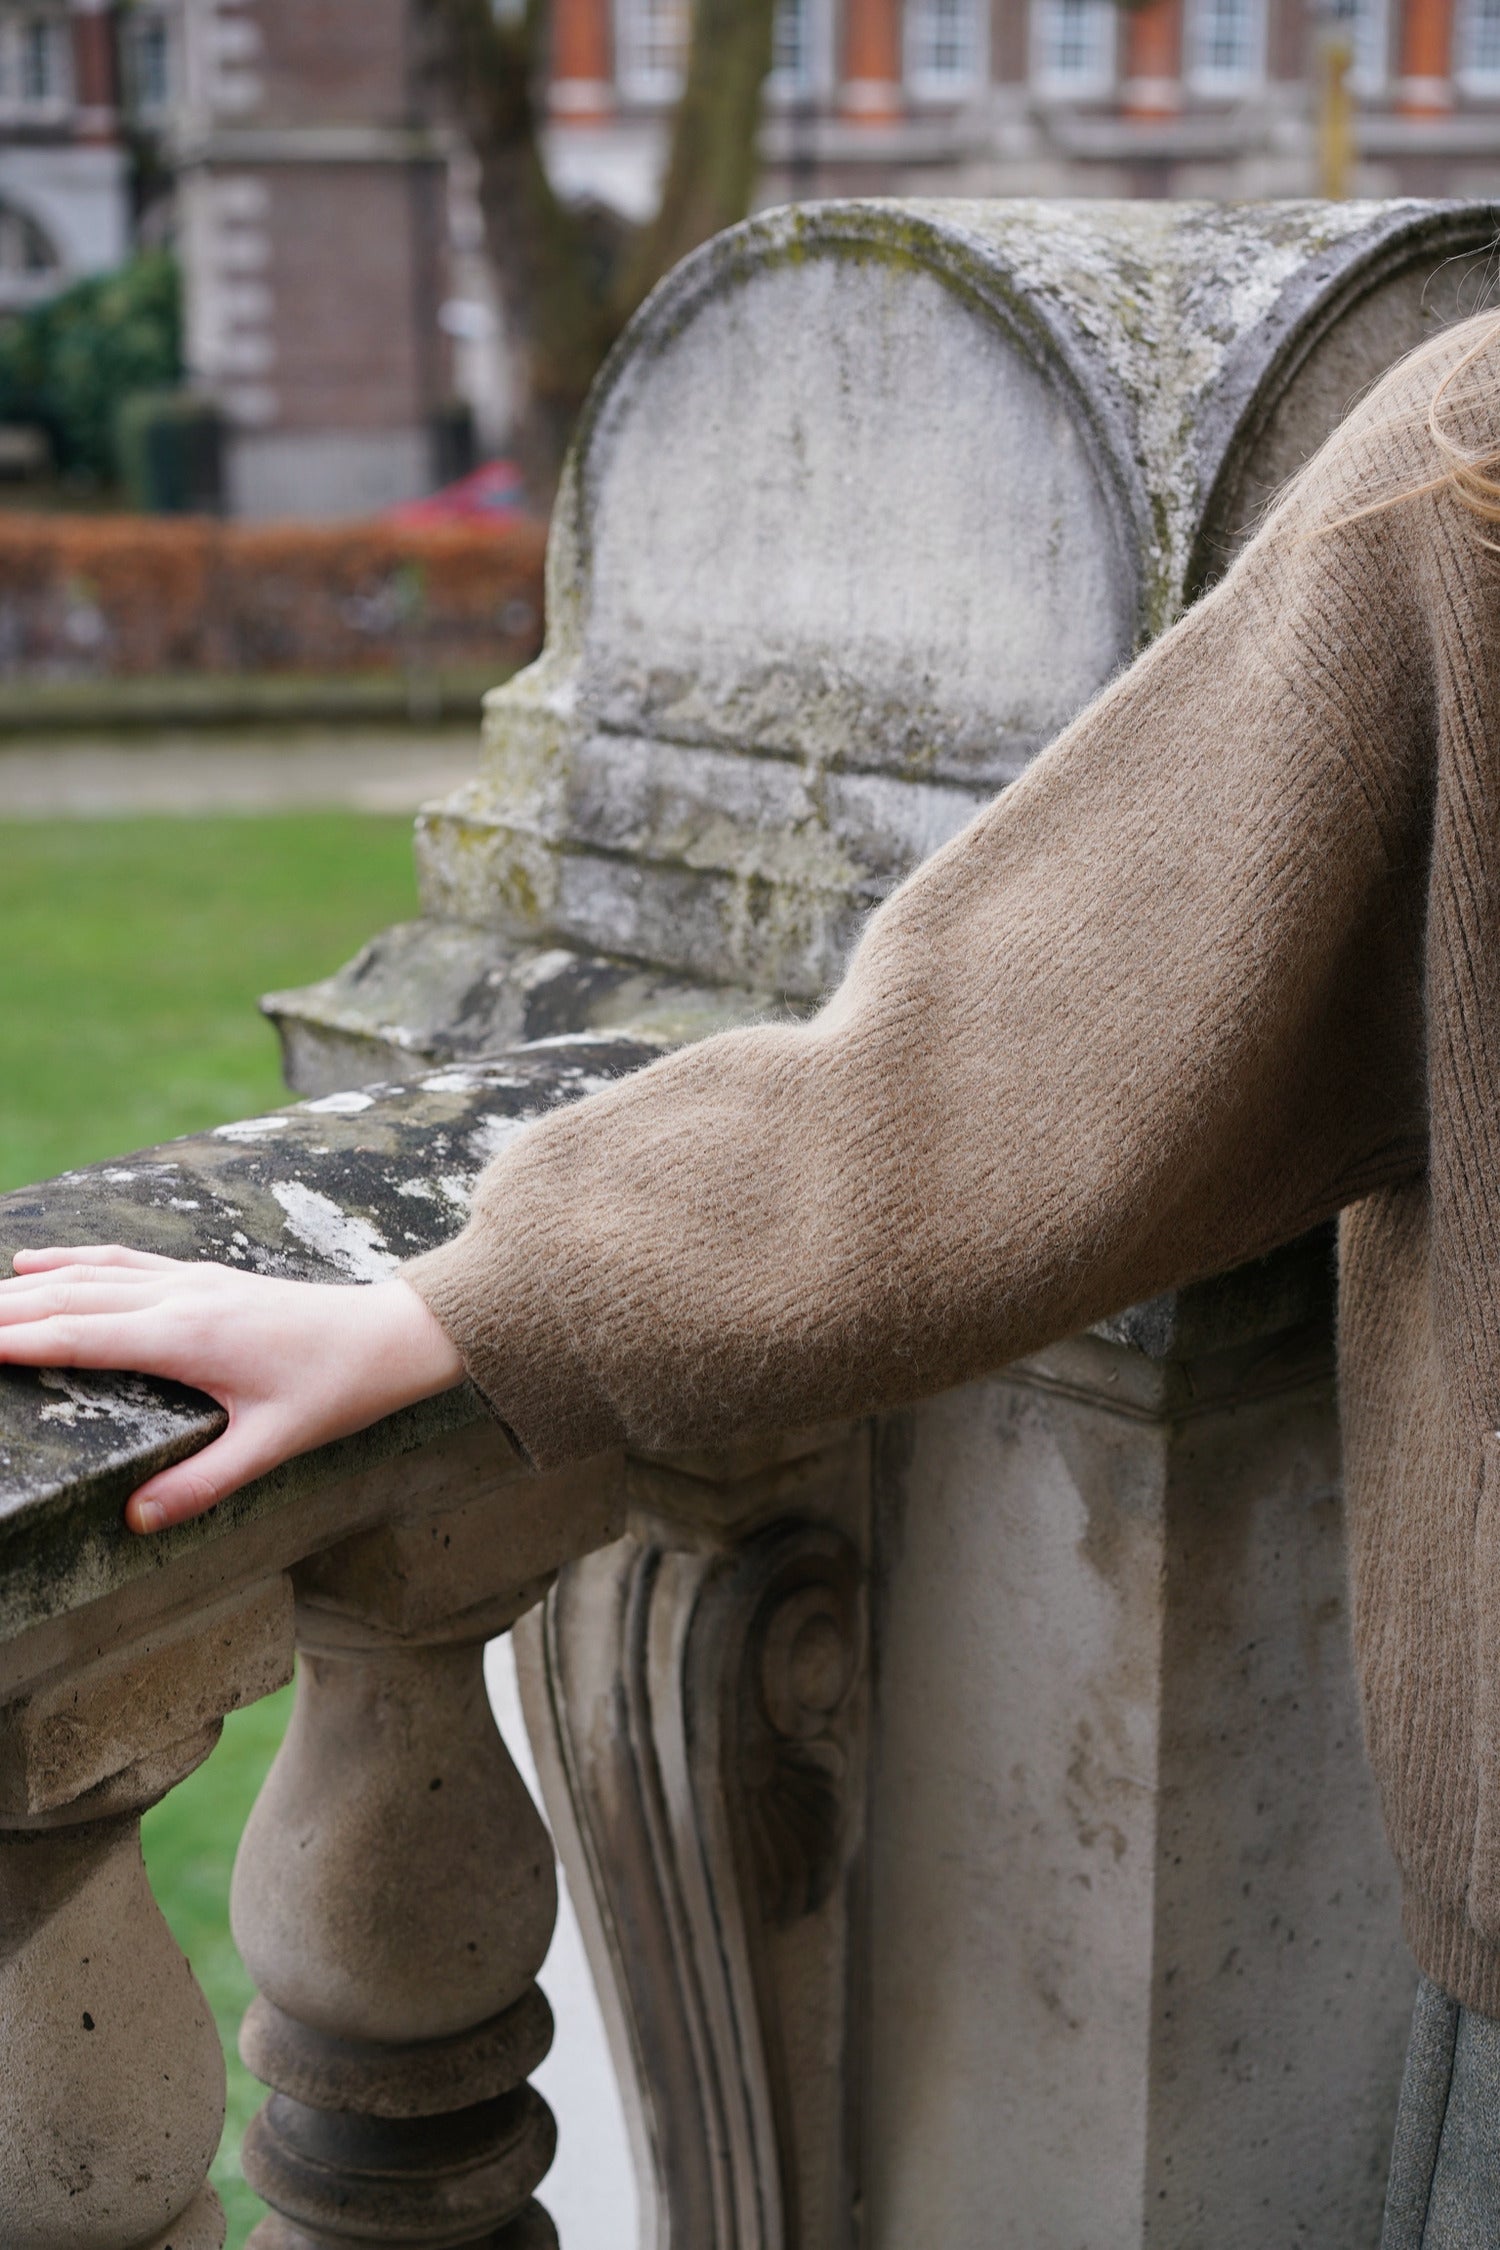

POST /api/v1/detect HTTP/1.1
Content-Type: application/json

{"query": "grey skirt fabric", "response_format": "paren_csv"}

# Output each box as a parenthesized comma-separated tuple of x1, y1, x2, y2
(1383, 1978, 1500, 2249)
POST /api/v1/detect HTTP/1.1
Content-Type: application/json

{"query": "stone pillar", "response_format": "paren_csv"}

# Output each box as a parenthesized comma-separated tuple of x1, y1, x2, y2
(1398, 0, 1455, 112)
(840, 0, 905, 121)
(0, 1578, 294, 2250)
(864, 1251, 1412, 2248)
(270, 199, 1500, 2243)
(231, 1460, 621, 2249)
(551, 0, 615, 120)
(1122, 0, 1183, 115)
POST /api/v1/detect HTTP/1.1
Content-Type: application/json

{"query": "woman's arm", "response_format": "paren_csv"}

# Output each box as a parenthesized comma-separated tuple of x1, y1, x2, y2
(0, 354, 1451, 1529)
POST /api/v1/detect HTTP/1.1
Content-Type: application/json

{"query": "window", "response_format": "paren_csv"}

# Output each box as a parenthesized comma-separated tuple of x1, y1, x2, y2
(1031, 0, 1115, 97)
(614, 0, 687, 101)
(907, 0, 982, 95)
(0, 199, 59, 278)
(126, 10, 174, 114)
(19, 14, 64, 102)
(0, 12, 71, 109)
(770, 0, 819, 95)
(1461, 0, 1500, 88)
(1185, 0, 1265, 93)
(1325, 0, 1388, 90)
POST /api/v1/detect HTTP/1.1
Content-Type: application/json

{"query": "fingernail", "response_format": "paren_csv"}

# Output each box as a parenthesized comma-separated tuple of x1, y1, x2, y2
(132, 1501, 165, 1534)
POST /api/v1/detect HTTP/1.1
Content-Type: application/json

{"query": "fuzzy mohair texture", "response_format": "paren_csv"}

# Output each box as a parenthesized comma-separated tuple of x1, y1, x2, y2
(410, 316, 1500, 2015)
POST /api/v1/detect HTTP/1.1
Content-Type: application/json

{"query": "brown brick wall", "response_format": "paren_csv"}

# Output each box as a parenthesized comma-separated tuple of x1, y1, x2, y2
(262, 161, 450, 431)
(246, 0, 424, 127)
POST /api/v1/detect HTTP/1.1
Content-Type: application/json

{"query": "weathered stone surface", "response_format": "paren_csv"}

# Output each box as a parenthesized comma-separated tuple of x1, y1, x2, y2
(0, 1576, 292, 1818)
(0, 1039, 652, 1644)
(0, 1732, 230, 2250)
(264, 195, 1500, 1088)
(264, 919, 773, 1098)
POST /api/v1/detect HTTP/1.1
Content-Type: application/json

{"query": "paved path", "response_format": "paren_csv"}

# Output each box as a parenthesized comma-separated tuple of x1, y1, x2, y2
(0, 726, 481, 817)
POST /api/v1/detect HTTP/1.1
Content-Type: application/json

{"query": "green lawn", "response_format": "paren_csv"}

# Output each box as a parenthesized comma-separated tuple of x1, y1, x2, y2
(0, 811, 415, 1189)
(1, 810, 419, 2243)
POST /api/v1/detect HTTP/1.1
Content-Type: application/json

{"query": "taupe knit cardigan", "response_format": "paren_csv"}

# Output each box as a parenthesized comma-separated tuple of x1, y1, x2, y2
(410, 317, 1500, 2015)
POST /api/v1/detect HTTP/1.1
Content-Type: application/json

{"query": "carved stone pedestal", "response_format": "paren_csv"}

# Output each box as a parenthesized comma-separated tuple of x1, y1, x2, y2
(519, 1426, 871, 2250)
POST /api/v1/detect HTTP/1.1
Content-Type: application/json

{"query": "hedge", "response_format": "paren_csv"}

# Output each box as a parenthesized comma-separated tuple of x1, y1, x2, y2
(0, 513, 547, 678)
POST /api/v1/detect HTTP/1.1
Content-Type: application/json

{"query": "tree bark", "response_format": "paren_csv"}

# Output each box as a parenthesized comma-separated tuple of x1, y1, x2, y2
(420, 0, 780, 491)
(615, 0, 781, 324)
(418, 0, 618, 493)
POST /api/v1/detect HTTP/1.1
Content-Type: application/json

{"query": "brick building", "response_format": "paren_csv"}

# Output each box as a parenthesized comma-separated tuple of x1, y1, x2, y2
(11, 0, 1500, 517)
(169, 0, 461, 519)
(550, 0, 1500, 207)
(0, 3, 129, 316)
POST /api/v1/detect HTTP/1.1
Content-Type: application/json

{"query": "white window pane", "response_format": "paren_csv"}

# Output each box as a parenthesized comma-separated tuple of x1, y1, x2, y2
(615, 0, 688, 98)
(20, 17, 60, 102)
(773, 0, 811, 86)
(909, 0, 980, 88)
(1463, 0, 1500, 81)
(1032, 0, 1115, 93)
(1187, 0, 1264, 88)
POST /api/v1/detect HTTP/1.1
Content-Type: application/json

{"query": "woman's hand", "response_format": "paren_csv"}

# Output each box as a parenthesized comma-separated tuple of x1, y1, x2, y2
(0, 1246, 465, 1535)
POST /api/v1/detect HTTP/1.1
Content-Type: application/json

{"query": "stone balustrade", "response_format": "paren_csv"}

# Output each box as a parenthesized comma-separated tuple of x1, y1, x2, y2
(0, 1042, 650, 2250)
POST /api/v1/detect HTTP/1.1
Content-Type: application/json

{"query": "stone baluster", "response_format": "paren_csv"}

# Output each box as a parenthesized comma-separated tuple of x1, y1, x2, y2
(0, 1578, 294, 2250)
(230, 1457, 622, 2250)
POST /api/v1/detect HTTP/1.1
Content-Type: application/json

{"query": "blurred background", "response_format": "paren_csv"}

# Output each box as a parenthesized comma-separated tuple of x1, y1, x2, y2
(2, 0, 1493, 2241)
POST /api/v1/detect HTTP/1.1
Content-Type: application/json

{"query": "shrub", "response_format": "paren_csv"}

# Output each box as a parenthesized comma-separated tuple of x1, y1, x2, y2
(0, 252, 182, 485)
(0, 512, 548, 677)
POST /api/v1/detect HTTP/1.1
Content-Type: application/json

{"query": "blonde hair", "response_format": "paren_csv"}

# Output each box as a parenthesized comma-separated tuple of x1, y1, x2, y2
(1423, 310, 1500, 536)
(1293, 309, 1500, 544)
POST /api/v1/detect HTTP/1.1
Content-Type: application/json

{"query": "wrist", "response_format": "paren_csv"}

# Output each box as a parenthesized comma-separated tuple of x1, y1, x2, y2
(376, 1277, 466, 1403)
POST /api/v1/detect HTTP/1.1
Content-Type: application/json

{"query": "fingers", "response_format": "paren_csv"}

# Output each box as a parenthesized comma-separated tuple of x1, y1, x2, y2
(0, 1281, 161, 1326)
(127, 1418, 276, 1534)
(11, 1245, 183, 1275)
(0, 1308, 195, 1373)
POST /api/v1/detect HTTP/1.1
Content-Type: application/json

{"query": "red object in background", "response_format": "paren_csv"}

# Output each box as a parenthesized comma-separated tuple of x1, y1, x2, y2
(384, 460, 531, 528)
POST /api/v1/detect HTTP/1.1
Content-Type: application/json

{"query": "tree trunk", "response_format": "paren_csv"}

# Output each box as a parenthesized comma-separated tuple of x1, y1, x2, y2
(616, 0, 781, 325)
(417, 0, 615, 494)
(420, 0, 780, 490)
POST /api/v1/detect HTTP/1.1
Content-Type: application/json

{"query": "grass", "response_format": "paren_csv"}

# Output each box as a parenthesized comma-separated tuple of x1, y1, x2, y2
(1, 810, 419, 2243)
(0, 811, 415, 1189)
(141, 1687, 297, 2238)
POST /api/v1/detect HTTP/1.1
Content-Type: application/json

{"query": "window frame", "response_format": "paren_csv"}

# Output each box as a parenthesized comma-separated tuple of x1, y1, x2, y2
(612, 0, 688, 105)
(1183, 0, 1268, 97)
(905, 0, 987, 101)
(1458, 0, 1500, 94)
(0, 9, 73, 116)
(766, 0, 834, 103)
(1029, 0, 1118, 101)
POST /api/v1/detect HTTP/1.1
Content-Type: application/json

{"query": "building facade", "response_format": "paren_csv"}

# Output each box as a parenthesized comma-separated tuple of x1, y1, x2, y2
(548, 0, 1500, 208)
(8, 0, 1500, 517)
(0, 2, 128, 316)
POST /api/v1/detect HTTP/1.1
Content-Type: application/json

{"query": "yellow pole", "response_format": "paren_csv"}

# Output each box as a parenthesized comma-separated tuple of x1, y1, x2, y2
(1318, 27, 1355, 199)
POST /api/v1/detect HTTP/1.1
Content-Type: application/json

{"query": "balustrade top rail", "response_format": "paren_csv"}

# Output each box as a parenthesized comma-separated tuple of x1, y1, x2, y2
(0, 1034, 655, 1647)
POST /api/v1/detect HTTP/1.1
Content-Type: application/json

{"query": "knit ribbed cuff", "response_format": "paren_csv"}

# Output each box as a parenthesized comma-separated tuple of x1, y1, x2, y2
(402, 1224, 625, 1471)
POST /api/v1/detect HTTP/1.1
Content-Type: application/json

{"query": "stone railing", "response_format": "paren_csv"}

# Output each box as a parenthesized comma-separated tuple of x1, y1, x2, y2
(0, 1031, 1411, 2250)
(0, 1042, 655, 2250)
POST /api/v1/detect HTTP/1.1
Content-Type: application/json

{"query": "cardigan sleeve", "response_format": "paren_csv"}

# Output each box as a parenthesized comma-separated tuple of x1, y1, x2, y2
(403, 421, 1440, 1470)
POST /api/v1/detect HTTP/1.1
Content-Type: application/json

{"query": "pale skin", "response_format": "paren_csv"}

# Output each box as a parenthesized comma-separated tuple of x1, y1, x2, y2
(0, 1247, 465, 1535)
